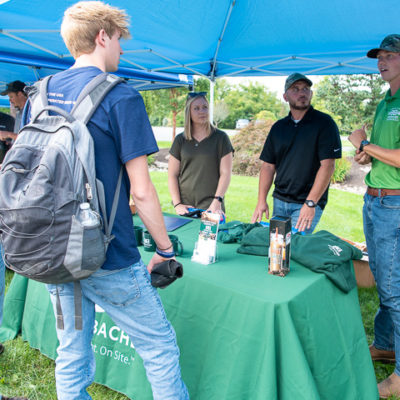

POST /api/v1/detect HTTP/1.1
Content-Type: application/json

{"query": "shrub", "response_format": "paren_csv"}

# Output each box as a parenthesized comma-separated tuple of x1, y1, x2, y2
(147, 154, 155, 165)
(231, 120, 274, 176)
(331, 157, 351, 183)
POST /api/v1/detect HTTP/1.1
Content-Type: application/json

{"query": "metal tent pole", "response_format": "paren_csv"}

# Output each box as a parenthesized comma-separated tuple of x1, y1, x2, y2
(209, 79, 215, 125)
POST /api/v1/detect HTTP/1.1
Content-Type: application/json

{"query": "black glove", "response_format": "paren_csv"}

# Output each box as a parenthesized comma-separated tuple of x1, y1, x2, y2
(151, 259, 183, 289)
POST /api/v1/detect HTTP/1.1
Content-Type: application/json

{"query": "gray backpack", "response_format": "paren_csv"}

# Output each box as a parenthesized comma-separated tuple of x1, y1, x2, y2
(0, 73, 124, 327)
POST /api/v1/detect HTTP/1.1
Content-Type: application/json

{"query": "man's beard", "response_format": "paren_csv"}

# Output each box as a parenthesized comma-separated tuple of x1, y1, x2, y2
(289, 99, 310, 111)
(291, 103, 309, 111)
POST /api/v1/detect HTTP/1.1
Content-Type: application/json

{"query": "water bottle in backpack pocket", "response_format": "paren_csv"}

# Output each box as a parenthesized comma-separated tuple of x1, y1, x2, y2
(64, 202, 106, 280)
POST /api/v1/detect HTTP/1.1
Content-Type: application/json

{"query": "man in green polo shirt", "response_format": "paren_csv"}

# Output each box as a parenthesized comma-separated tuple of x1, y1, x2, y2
(349, 33, 400, 399)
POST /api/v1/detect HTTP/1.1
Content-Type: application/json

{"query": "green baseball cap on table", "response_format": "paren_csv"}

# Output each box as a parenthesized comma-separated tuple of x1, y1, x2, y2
(284, 73, 313, 92)
(367, 34, 400, 58)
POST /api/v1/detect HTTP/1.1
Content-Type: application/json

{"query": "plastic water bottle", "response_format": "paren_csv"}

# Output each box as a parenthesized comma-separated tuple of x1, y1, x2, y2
(78, 202, 99, 227)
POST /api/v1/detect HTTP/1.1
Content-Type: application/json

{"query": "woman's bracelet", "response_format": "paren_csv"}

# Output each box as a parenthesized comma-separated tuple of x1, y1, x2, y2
(173, 202, 182, 208)
(156, 248, 175, 258)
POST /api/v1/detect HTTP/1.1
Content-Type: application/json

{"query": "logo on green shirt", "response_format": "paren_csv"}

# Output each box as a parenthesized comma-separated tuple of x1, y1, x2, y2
(387, 108, 400, 122)
(328, 245, 343, 257)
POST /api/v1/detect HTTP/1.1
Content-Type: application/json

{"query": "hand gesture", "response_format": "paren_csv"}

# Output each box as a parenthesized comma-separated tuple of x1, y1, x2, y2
(348, 125, 367, 149)
(354, 150, 372, 165)
(251, 202, 269, 223)
(174, 204, 193, 215)
(206, 199, 223, 215)
(147, 252, 175, 273)
(295, 204, 316, 232)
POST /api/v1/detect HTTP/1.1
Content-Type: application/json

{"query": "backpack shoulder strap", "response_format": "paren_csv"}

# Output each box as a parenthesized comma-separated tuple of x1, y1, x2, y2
(70, 73, 125, 242)
(28, 75, 52, 121)
(71, 73, 124, 124)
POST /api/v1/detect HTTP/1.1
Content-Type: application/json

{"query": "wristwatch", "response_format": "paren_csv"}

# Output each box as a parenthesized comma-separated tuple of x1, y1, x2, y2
(305, 199, 317, 208)
(214, 196, 223, 203)
(359, 140, 370, 152)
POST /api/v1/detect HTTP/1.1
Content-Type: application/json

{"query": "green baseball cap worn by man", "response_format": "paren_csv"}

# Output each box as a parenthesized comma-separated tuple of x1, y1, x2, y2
(284, 73, 313, 92)
(367, 33, 400, 58)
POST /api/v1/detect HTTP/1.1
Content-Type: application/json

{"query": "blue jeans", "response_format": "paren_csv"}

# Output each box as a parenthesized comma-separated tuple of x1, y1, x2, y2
(364, 193, 400, 376)
(273, 197, 323, 234)
(47, 260, 189, 400)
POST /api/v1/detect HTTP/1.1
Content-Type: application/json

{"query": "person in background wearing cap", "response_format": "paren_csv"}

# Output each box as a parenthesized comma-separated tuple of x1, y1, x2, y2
(252, 73, 341, 233)
(348, 33, 400, 398)
(0, 80, 27, 145)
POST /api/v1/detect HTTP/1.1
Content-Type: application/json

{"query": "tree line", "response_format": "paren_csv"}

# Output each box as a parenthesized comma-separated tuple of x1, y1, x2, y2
(313, 74, 387, 136)
(142, 77, 287, 137)
(0, 74, 387, 140)
(141, 74, 387, 139)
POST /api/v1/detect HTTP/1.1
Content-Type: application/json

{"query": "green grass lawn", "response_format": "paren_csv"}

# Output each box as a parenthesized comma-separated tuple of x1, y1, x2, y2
(1, 171, 393, 399)
(152, 170, 365, 242)
(156, 140, 172, 149)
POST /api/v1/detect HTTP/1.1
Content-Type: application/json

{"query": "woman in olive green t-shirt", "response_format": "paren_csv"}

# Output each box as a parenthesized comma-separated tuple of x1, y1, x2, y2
(168, 92, 234, 216)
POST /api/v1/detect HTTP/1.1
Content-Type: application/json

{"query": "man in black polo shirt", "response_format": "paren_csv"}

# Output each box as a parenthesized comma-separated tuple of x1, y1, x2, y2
(252, 73, 341, 233)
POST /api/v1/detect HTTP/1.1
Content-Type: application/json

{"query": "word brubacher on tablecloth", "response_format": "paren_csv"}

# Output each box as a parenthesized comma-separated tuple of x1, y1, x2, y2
(93, 305, 136, 367)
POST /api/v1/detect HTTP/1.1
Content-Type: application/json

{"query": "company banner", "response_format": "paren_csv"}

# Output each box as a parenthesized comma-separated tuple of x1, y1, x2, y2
(2, 276, 152, 399)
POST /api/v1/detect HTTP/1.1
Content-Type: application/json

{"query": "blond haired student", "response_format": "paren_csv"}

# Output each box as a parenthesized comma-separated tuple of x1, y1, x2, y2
(38, 2, 188, 399)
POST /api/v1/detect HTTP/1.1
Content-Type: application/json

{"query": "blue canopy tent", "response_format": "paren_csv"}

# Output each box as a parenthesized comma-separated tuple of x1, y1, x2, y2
(0, 0, 397, 115)
(0, 0, 398, 80)
(0, 51, 193, 107)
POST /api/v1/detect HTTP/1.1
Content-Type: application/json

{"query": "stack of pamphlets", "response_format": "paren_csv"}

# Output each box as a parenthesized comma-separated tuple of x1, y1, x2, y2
(191, 212, 220, 265)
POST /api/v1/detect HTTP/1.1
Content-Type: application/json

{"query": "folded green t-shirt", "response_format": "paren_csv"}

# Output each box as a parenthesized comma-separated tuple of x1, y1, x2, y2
(237, 226, 270, 256)
(218, 221, 264, 243)
(291, 230, 362, 292)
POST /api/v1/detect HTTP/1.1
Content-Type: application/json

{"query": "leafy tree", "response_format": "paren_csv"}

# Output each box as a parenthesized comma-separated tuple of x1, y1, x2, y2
(142, 86, 187, 139)
(168, 87, 187, 139)
(191, 76, 230, 96)
(220, 82, 287, 129)
(193, 77, 210, 93)
(255, 110, 276, 121)
(313, 74, 387, 136)
(214, 79, 233, 101)
(142, 89, 169, 126)
(213, 100, 229, 127)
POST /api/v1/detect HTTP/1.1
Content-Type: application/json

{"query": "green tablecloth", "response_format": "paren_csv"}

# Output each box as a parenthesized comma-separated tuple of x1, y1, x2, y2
(0, 216, 378, 400)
